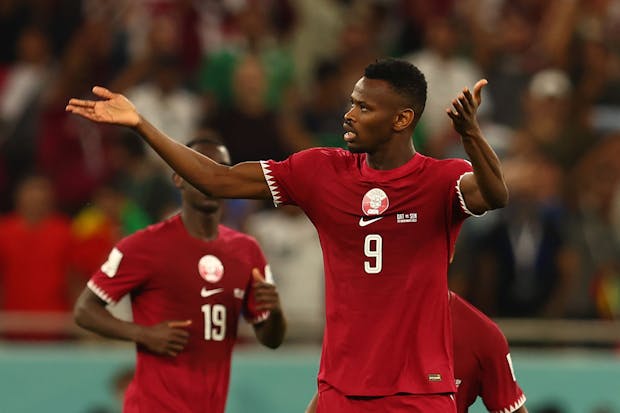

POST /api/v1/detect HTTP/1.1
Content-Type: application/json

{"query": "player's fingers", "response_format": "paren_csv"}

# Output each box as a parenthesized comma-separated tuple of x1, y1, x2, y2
(168, 319, 192, 328)
(65, 106, 97, 120)
(451, 98, 464, 115)
(252, 268, 265, 283)
(446, 108, 458, 120)
(457, 94, 472, 114)
(67, 98, 95, 108)
(473, 79, 488, 106)
(92, 86, 115, 99)
(463, 88, 475, 108)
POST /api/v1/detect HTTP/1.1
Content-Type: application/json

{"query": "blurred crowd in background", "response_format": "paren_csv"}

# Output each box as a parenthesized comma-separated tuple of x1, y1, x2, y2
(0, 0, 619, 343)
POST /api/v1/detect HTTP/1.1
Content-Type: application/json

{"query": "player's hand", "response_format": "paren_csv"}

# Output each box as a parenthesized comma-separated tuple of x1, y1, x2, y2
(137, 320, 192, 357)
(252, 268, 282, 314)
(65, 86, 141, 127)
(446, 79, 487, 138)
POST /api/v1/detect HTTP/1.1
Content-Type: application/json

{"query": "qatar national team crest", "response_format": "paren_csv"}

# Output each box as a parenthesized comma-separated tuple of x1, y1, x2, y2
(198, 254, 224, 283)
(362, 188, 389, 216)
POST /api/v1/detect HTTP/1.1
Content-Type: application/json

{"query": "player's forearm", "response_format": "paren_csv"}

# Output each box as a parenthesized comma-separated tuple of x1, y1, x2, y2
(461, 129, 508, 209)
(74, 293, 143, 343)
(134, 117, 227, 195)
(254, 309, 286, 349)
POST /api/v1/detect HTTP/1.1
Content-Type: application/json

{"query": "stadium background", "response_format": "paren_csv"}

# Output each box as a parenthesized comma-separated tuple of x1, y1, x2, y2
(0, 0, 619, 412)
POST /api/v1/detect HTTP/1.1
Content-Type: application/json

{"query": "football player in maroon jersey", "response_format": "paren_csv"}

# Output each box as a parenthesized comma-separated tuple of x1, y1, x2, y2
(73, 137, 286, 413)
(67, 58, 508, 413)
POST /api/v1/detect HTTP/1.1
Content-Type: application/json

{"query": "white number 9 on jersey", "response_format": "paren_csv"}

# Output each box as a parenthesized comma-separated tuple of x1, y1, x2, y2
(364, 234, 383, 274)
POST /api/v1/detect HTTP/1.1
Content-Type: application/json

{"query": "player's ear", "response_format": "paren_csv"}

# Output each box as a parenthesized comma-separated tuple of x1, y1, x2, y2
(393, 108, 414, 132)
(172, 172, 184, 189)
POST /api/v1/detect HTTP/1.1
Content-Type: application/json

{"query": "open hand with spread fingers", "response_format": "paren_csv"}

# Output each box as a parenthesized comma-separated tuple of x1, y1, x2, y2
(447, 79, 487, 138)
(65, 86, 141, 127)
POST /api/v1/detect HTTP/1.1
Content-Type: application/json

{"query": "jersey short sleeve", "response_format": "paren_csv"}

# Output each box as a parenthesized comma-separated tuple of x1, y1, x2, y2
(240, 238, 272, 324)
(260, 148, 328, 207)
(479, 327, 526, 413)
(443, 158, 478, 222)
(87, 235, 150, 305)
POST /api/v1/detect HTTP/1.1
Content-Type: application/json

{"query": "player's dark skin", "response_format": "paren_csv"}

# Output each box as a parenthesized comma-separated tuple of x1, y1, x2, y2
(73, 142, 286, 356)
(65, 78, 507, 216)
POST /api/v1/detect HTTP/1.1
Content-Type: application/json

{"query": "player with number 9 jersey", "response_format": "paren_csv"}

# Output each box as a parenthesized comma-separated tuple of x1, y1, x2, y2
(261, 147, 476, 396)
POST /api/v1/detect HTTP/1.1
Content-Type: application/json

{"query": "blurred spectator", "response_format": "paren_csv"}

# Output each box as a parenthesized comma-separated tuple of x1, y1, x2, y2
(464, 1, 578, 128)
(564, 135, 620, 319)
(0, 175, 76, 339)
(72, 180, 151, 282)
(511, 69, 596, 172)
(300, 59, 347, 148)
(571, 0, 620, 134)
(289, 0, 346, 92)
(107, 131, 179, 222)
(466, 154, 577, 317)
(404, 15, 484, 157)
(208, 54, 293, 164)
(0, 26, 52, 132)
(0, 27, 54, 213)
(198, 0, 296, 112)
(124, 53, 201, 169)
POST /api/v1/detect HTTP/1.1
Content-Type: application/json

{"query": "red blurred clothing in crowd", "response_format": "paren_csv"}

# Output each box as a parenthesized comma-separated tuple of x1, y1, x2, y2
(0, 176, 75, 339)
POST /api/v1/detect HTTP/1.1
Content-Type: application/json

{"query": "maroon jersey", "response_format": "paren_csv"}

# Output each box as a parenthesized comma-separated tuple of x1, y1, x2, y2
(261, 148, 474, 396)
(450, 292, 526, 413)
(88, 214, 269, 413)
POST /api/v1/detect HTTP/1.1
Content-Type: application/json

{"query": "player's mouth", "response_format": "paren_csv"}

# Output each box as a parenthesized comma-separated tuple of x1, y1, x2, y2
(343, 123, 357, 142)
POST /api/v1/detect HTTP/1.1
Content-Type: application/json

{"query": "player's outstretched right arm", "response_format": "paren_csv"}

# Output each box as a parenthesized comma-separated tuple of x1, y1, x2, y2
(66, 87, 271, 200)
(74, 288, 191, 357)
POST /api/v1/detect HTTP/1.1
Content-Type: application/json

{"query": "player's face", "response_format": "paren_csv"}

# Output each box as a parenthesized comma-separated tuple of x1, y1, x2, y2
(178, 143, 231, 214)
(343, 77, 404, 153)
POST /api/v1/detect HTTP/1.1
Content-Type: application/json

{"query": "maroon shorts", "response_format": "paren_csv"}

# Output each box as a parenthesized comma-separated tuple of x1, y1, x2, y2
(316, 386, 456, 413)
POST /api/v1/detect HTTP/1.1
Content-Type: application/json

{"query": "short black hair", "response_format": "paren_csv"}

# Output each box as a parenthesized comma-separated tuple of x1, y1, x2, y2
(185, 130, 224, 149)
(364, 58, 427, 121)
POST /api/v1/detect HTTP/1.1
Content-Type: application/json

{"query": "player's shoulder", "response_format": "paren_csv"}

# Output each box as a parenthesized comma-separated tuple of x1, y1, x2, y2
(217, 224, 261, 248)
(116, 214, 180, 250)
(288, 147, 354, 164)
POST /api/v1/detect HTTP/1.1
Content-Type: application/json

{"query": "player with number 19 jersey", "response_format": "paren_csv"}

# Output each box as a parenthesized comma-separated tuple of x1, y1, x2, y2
(261, 147, 476, 397)
(87, 214, 269, 413)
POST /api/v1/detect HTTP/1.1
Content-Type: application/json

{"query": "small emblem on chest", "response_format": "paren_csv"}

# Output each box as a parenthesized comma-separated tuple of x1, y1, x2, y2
(361, 188, 389, 216)
(198, 254, 224, 283)
(396, 212, 418, 223)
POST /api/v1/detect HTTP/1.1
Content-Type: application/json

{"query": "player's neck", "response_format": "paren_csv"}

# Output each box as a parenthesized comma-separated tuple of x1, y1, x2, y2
(181, 209, 220, 241)
(366, 139, 416, 170)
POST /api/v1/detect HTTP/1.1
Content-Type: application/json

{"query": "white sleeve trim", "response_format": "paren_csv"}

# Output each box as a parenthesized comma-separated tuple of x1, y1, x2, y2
(456, 172, 487, 217)
(260, 160, 283, 207)
(490, 393, 527, 413)
(87, 280, 117, 305)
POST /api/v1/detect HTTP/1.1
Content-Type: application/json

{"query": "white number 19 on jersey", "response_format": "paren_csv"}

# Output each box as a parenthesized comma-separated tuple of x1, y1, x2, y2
(201, 304, 226, 341)
(364, 234, 383, 274)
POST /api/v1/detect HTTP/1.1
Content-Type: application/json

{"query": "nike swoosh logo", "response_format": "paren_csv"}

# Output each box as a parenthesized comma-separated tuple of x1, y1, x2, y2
(201, 287, 224, 298)
(358, 216, 383, 227)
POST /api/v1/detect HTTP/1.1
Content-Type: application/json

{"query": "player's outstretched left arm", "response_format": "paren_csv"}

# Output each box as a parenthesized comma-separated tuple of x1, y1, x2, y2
(251, 268, 286, 349)
(447, 80, 508, 215)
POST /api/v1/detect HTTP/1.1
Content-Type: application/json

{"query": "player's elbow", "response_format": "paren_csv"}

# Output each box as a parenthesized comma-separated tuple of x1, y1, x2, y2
(73, 301, 89, 329)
